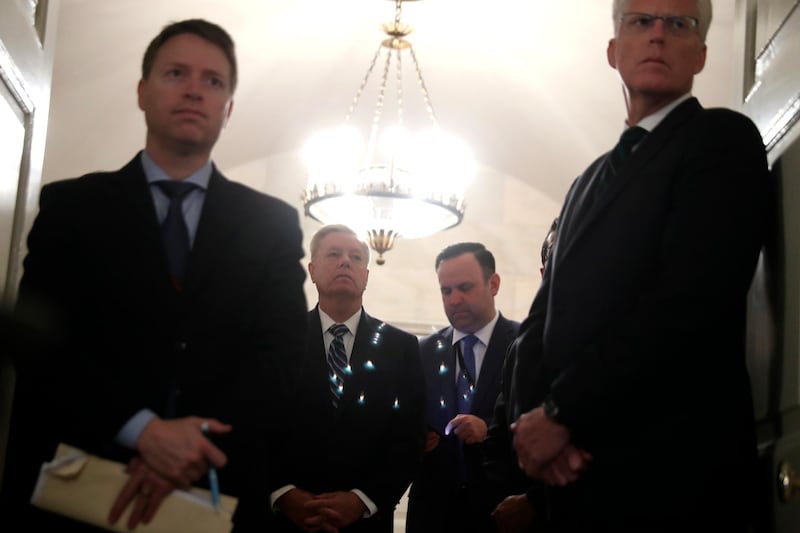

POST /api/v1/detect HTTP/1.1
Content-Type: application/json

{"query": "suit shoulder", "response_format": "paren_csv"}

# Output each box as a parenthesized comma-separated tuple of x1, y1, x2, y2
(211, 174, 302, 241)
(419, 326, 451, 350)
(39, 167, 129, 208)
(226, 180, 292, 212)
(695, 107, 762, 139)
(362, 314, 417, 343)
(497, 314, 521, 333)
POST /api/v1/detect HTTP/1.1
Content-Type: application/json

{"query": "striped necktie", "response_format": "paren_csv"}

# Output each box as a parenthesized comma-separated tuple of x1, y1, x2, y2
(327, 323, 350, 407)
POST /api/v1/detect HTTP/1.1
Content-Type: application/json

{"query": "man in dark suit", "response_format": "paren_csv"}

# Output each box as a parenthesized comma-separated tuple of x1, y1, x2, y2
(406, 243, 519, 532)
(0, 19, 307, 532)
(271, 224, 425, 533)
(483, 218, 562, 533)
(508, 1, 770, 531)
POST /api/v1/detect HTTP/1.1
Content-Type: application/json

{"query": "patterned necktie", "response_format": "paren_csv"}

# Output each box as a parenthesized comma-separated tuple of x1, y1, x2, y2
(598, 126, 648, 190)
(155, 181, 198, 288)
(327, 323, 350, 407)
(457, 335, 479, 414)
(454, 334, 479, 481)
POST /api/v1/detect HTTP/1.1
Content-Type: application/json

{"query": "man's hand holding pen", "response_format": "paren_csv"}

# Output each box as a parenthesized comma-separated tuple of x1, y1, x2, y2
(445, 414, 488, 444)
(108, 417, 231, 527)
(136, 416, 231, 487)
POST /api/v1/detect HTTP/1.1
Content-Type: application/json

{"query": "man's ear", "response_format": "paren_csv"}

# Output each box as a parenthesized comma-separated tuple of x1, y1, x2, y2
(489, 272, 500, 296)
(137, 79, 146, 111)
(224, 98, 234, 125)
(693, 44, 707, 75)
(607, 38, 618, 70)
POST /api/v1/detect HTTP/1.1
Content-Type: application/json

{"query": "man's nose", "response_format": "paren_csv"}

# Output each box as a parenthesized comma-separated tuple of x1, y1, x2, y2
(183, 77, 203, 100)
(649, 18, 667, 40)
(446, 292, 463, 306)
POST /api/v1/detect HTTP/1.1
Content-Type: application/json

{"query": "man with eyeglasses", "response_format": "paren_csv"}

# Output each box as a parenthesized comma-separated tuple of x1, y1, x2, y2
(508, 1, 770, 531)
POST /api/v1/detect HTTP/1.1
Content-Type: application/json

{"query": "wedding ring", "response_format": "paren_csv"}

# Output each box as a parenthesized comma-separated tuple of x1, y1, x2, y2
(201, 421, 210, 433)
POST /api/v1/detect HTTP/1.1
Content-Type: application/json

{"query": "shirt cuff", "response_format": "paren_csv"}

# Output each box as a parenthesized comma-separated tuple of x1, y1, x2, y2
(270, 485, 297, 513)
(269, 485, 377, 519)
(351, 489, 377, 518)
(115, 409, 157, 448)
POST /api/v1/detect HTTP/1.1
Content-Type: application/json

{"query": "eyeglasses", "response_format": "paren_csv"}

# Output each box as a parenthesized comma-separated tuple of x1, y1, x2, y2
(620, 12, 699, 38)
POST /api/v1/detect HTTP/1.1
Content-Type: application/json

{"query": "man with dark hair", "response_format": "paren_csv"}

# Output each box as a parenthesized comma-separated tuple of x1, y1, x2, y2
(141, 18, 238, 92)
(271, 224, 425, 533)
(1, 18, 307, 532)
(406, 242, 519, 532)
(509, 0, 769, 530)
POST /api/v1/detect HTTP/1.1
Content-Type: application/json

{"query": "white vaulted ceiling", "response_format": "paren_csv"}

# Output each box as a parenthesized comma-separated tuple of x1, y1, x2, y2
(43, 0, 737, 330)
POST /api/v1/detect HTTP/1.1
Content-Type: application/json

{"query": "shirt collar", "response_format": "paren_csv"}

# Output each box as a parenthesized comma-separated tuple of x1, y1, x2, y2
(319, 307, 362, 337)
(452, 310, 500, 347)
(634, 93, 692, 133)
(140, 150, 212, 190)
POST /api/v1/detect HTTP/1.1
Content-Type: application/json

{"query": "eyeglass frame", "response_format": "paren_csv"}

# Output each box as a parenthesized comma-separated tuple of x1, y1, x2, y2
(618, 12, 700, 37)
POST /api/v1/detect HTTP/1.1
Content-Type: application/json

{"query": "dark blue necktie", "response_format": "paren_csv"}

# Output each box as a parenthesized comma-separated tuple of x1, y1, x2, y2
(155, 181, 197, 289)
(457, 335, 479, 414)
(327, 324, 350, 407)
(598, 126, 648, 190)
(454, 334, 479, 481)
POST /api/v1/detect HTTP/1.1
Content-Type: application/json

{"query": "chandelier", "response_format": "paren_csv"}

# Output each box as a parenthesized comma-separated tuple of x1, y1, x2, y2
(301, 0, 475, 265)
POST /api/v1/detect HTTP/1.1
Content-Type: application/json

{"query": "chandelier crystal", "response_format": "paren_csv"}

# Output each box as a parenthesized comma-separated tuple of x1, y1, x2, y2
(301, 0, 474, 265)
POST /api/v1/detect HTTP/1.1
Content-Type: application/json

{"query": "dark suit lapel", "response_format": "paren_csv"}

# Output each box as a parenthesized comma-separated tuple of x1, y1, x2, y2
(307, 307, 336, 418)
(432, 327, 456, 429)
(338, 311, 377, 413)
(184, 168, 238, 293)
(558, 98, 702, 265)
(110, 154, 174, 294)
(471, 315, 514, 411)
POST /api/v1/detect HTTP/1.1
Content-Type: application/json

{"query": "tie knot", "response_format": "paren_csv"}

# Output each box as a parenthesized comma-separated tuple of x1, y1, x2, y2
(461, 335, 479, 351)
(328, 323, 349, 339)
(156, 180, 198, 200)
(617, 126, 648, 154)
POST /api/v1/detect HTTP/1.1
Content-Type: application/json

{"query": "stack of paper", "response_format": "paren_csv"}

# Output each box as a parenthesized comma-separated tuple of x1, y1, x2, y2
(31, 443, 237, 533)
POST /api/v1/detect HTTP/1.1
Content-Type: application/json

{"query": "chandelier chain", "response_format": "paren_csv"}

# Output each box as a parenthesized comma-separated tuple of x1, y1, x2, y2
(409, 45, 438, 126)
(395, 48, 404, 128)
(345, 43, 384, 123)
(363, 46, 393, 171)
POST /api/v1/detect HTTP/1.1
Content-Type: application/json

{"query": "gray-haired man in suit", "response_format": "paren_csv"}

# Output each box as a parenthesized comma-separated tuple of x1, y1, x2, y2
(271, 224, 425, 533)
(509, 1, 770, 530)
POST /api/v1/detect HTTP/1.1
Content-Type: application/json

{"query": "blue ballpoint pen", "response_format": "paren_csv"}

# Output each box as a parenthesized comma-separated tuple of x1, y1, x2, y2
(201, 422, 222, 512)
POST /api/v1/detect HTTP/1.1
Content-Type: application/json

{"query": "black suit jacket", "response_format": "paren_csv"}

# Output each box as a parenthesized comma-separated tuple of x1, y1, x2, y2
(508, 98, 770, 529)
(2, 153, 308, 531)
(271, 307, 426, 533)
(407, 314, 518, 518)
